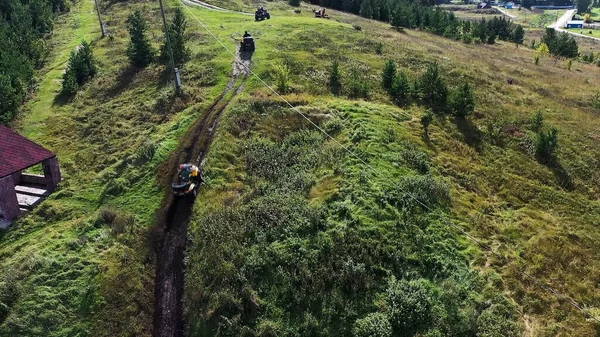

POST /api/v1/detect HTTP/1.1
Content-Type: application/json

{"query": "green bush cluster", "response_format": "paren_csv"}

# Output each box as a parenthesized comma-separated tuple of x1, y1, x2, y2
(61, 41, 98, 97)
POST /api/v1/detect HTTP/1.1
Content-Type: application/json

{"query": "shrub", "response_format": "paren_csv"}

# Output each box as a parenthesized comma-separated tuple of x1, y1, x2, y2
(417, 62, 448, 113)
(353, 24, 363, 31)
(382, 59, 396, 92)
(127, 10, 155, 67)
(476, 296, 521, 337)
(512, 25, 524, 45)
(462, 33, 473, 44)
(353, 312, 392, 337)
(329, 60, 342, 95)
(450, 82, 475, 118)
(387, 175, 450, 211)
(402, 144, 429, 173)
(61, 70, 79, 97)
(535, 127, 559, 163)
(273, 63, 291, 93)
(387, 278, 435, 335)
(375, 42, 383, 55)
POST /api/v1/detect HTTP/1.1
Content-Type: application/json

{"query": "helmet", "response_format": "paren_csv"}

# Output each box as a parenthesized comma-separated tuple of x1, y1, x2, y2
(179, 164, 184, 170)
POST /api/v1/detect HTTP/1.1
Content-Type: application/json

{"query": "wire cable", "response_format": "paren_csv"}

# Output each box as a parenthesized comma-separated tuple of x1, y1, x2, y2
(179, 1, 600, 324)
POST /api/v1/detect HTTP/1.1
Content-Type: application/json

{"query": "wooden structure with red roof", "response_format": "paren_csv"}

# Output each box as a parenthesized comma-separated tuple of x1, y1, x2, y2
(0, 125, 61, 223)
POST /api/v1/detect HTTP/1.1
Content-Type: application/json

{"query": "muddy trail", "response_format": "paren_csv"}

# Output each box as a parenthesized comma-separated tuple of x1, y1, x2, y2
(153, 54, 252, 337)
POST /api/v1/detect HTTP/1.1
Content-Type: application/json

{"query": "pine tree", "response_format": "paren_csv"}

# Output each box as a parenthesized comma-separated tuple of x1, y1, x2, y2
(450, 82, 475, 118)
(391, 71, 409, 105)
(127, 10, 155, 68)
(160, 7, 189, 67)
(512, 25, 524, 46)
(417, 62, 448, 113)
(329, 60, 342, 95)
(360, 0, 374, 19)
(382, 59, 396, 92)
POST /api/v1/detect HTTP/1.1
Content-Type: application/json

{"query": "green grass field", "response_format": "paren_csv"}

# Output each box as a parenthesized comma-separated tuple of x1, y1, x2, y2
(1, 0, 600, 336)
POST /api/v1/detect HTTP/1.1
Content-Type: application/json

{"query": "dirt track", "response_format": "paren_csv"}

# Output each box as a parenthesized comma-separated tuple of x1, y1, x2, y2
(153, 55, 251, 337)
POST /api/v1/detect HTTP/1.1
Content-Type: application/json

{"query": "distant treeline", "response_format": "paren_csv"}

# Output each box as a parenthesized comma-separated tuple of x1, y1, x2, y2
(309, 0, 524, 45)
(0, 0, 69, 124)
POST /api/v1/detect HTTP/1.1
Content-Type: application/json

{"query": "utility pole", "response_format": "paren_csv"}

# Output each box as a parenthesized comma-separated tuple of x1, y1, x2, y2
(94, 0, 106, 37)
(158, 0, 182, 94)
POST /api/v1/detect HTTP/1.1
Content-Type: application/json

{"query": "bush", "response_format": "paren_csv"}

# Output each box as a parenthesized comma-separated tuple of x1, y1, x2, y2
(273, 63, 291, 93)
(421, 111, 433, 136)
(387, 278, 435, 335)
(402, 144, 429, 173)
(476, 296, 521, 337)
(353, 312, 392, 337)
(535, 127, 559, 163)
(386, 175, 450, 212)
(329, 60, 342, 95)
(375, 42, 383, 55)
(450, 82, 475, 118)
(353, 24, 363, 31)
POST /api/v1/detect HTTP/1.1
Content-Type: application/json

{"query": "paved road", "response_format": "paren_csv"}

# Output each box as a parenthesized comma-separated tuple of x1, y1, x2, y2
(547, 9, 600, 41)
(496, 7, 517, 19)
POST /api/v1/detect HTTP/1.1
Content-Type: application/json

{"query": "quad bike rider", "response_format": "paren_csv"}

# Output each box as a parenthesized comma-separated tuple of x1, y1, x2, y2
(314, 7, 330, 18)
(240, 31, 255, 52)
(171, 163, 202, 197)
(255, 6, 270, 21)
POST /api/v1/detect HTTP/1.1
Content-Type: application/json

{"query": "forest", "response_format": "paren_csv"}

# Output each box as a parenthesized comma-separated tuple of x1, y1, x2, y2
(0, 0, 68, 124)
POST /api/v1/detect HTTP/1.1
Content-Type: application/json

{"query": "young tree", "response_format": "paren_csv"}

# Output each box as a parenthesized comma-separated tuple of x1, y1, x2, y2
(390, 71, 409, 105)
(512, 25, 524, 47)
(329, 60, 342, 95)
(450, 82, 475, 118)
(127, 10, 155, 68)
(382, 59, 396, 92)
(160, 7, 189, 67)
(417, 62, 448, 113)
(61, 40, 97, 97)
(535, 127, 559, 163)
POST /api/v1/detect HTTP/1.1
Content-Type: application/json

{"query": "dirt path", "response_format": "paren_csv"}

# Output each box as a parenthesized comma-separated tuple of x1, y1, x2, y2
(153, 55, 251, 337)
(547, 9, 600, 41)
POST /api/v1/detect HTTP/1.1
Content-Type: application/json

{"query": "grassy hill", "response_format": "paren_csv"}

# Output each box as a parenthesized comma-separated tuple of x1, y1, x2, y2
(1, 0, 600, 336)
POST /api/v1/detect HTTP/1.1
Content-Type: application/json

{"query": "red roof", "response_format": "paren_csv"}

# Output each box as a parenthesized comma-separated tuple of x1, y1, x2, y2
(0, 125, 56, 178)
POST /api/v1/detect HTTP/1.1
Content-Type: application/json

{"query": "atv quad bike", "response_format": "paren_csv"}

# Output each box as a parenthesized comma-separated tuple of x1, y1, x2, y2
(255, 7, 270, 21)
(171, 164, 201, 197)
(314, 8, 330, 18)
(240, 36, 255, 52)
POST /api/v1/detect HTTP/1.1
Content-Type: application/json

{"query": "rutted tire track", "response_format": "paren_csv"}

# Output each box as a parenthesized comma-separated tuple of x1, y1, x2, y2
(153, 56, 251, 337)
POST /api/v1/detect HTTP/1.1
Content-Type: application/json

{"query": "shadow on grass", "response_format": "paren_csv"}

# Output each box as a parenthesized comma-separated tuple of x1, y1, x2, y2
(53, 91, 73, 106)
(538, 156, 574, 191)
(455, 117, 483, 152)
(103, 65, 141, 99)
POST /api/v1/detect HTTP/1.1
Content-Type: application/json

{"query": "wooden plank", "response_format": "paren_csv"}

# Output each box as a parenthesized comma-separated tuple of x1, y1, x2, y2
(16, 193, 43, 207)
(15, 185, 48, 196)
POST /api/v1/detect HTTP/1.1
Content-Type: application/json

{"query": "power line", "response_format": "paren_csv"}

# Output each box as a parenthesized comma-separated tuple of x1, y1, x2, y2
(178, 1, 600, 324)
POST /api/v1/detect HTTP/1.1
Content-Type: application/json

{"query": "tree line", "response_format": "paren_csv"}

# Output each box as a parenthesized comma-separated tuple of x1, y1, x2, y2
(309, 0, 524, 45)
(0, 0, 69, 124)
